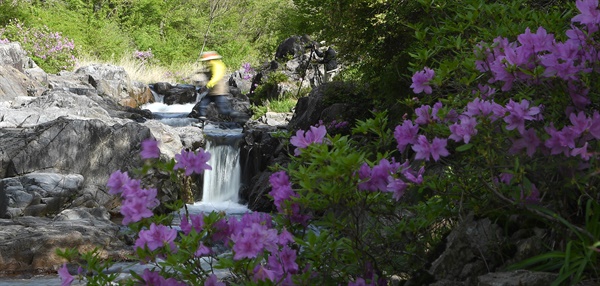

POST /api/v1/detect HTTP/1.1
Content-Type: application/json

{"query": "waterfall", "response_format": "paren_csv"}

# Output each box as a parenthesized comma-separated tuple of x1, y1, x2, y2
(202, 133, 242, 203)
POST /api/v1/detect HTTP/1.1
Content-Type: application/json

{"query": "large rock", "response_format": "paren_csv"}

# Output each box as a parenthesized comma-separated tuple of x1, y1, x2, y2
(275, 35, 313, 60)
(0, 65, 44, 101)
(0, 117, 150, 205)
(0, 42, 28, 72)
(239, 125, 289, 211)
(1, 173, 84, 218)
(288, 84, 328, 131)
(0, 212, 131, 276)
(74, 64, 155, 108)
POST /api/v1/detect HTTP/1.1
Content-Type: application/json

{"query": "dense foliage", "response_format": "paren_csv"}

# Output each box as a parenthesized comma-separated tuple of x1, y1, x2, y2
(2, 0, 600, 284)
(0, 0, 299, 70)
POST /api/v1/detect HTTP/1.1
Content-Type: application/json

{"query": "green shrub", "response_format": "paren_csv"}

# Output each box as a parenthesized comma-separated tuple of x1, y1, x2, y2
(251, 71, 290, 103)
(0, 19, 78, 73)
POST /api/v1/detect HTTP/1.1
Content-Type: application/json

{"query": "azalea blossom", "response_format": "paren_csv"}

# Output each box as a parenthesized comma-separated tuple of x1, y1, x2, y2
(289, 125, 327, 156)
(174, 148, 212, 175)
(503, 99, 542, 134)
(393, 120, 419, 152)
(58, 263, 74, 286)
(572, 0, 600, 33)
(411, 135, 450, 161)
(448, 116, 478, 143)
(410, 67, 435, 94)
(140, 138, 160, 159)
(509, 128, 541, 157)
(135, 223, 178, 252)
(205, 274, 226, 286)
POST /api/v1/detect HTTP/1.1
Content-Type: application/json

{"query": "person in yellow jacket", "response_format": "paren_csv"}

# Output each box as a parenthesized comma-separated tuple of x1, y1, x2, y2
(195, 51, 234, 120)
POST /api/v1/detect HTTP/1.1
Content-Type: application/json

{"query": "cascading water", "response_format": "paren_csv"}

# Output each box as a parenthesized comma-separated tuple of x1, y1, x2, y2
(141, 87, 249, 214)
(201, 131, 242, 203)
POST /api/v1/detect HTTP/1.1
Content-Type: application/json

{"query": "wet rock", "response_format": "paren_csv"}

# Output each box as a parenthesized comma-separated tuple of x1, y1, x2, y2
(477, 270, 558, 286)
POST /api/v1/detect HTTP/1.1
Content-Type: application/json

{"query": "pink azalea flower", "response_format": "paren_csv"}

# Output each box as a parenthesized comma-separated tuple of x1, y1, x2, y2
(503, 99, 542, 134)
(140, 138, 160, 159)
(121, 196, 155, 225)
(509, 128, 541, 157)
(569, 111, 591, 136)
(269, 171, 297, 212)
(174, 148, 212, 175)
(232, 223, 273, 260)
(120, 187, 159, 225)
(290, 125, 327, 156)
(394, 120, 419, 153)
(463, 98, 505, 121)
(269, 171, 291, 189)
(106, 170, 132, 195)
(517, 27, 554, 53)
(571, 142, 593, 160)
(590, 111, 600, 139)
(278, 228, 295, 245)
(387, 178, 407, 201)
(253, 264, 277, 283)
(141, 269, 187, 286)
(205, 274, 226, 286)
(410, 67, 435, 94)
(572, 0, 600, 33)
(357, 159, 400, 192)
(279, 245, 299, 273)
(449, 116, 478, 144)
(135, 223, 178, 252)
(411, 135, 449, 162)
(194, 242, 211, 257)
(58, 263, 74, 286)
(544, 124, 572, 156)
(414, 103, 443, 125)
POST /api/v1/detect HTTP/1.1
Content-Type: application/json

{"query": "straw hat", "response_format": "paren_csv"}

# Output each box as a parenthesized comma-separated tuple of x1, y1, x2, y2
(200, 51, 222, 61)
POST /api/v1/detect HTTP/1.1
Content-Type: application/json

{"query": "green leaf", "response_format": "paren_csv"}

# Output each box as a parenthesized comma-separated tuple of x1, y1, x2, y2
(455, 144, 473, 152)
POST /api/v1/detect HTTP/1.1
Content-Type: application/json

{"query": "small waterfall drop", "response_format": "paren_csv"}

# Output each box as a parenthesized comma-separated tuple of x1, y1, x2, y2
(202, 132, 242, 202)
(142, 86, 249, 214)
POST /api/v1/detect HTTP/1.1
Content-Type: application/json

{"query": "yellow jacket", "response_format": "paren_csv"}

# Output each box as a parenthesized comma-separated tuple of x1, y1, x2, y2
(206, 59, 228, 96)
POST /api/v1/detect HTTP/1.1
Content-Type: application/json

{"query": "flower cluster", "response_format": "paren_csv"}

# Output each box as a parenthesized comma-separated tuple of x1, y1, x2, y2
(140, 138, 160, 159)
(410, 67, 435, 94)
(289, 124, 327, 156)
(0, 19, 77, 73)
(241, 62, 255, 80)
(174, 148, 212, 176)
(357, 159, 425, 201)
(135, 223, 178, 253)
(329, 120, 349, 129)
(133, 49, 154, 62)
(268, 171, 310, 224)
(106, 170, 159, 225)
(141, 269, 187, 286)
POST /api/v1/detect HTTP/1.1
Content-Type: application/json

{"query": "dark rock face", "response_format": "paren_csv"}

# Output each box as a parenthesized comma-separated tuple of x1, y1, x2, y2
(288, 85, 327, 131)
(239, 126, 288, 212)
(0, 183, 7, 219)
(275, 35, 313, 60)
(162, 84, 198, 105)
(0, 117, 150, 213)
(4, 117, 148, 182)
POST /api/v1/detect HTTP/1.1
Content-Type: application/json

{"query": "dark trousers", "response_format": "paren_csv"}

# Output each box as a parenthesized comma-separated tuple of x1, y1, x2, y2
(197, 95, 232, 117)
